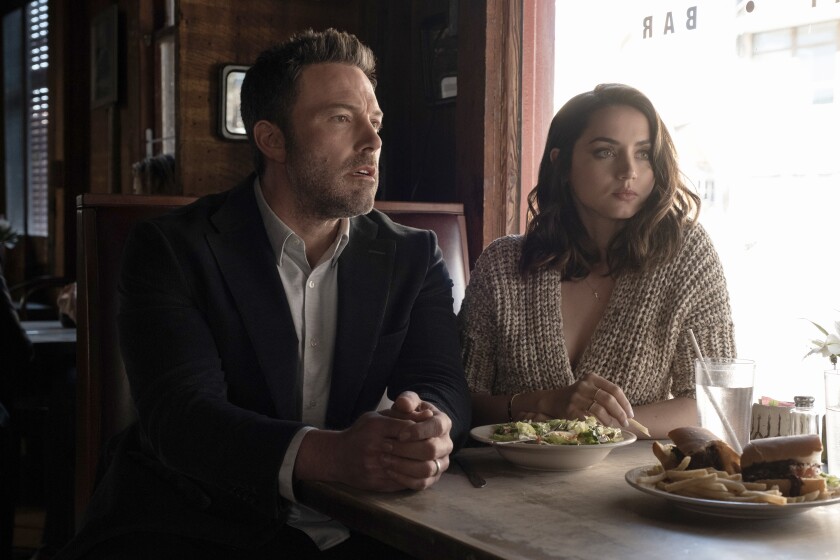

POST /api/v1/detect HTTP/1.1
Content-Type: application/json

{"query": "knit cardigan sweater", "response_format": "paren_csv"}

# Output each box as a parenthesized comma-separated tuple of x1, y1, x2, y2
(458, 224, 736, 406)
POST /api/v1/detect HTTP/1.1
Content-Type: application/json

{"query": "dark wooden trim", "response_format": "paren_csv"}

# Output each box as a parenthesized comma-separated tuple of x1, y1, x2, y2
(374, 201, 465, 215)
(456, 0, 523, 267)
(76, 193, 198, 208)
(519, 0, 554, 232)
(74, 193, 198, 528)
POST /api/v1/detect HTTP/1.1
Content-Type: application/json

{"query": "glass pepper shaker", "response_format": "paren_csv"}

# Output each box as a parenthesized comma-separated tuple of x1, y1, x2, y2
(790, 395, 820, 436)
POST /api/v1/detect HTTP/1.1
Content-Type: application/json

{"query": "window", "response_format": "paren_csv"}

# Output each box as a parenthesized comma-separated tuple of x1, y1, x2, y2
(553, 1, 840, 405)
(746, 21, 837, 104)
(145, 0, 176, 158)
(3, 0, 49, 237)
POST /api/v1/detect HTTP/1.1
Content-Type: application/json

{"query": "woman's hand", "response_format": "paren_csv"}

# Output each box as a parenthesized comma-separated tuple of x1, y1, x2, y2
(517, 373, 634, 428)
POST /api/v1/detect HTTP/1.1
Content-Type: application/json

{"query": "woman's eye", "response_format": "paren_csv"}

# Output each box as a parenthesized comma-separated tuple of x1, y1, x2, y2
(637, 150, 651, 161)
(594, 148, 614, 159)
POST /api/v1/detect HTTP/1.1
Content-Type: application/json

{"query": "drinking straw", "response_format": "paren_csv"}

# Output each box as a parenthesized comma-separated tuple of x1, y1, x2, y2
(687, 329, 743, 454)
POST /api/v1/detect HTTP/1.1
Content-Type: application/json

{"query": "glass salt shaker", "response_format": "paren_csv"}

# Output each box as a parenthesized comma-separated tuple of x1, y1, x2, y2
(790, 395, 820, 436)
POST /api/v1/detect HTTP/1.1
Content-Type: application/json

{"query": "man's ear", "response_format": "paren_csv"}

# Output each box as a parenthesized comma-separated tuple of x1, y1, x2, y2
(253, 120, 286, 164)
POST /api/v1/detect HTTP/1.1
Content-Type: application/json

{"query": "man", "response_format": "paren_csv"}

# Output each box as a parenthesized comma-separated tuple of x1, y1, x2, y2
(57, 28, 470, 559)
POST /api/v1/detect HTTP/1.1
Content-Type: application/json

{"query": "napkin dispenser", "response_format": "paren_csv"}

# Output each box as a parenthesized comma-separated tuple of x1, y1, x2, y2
(750, 403, 792, 439)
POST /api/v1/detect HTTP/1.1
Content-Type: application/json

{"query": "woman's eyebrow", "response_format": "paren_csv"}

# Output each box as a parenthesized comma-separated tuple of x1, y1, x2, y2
(588, 136, 651, 146)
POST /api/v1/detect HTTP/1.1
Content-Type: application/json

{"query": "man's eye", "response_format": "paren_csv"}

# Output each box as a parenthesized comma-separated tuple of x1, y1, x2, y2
(334, 115, 351, 123)
(371, 121, 383, 134)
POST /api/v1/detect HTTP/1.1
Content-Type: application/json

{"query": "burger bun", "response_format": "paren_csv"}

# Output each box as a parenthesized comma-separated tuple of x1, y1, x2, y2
(740, 434, 823, 469)
(757, 477, 826, 498)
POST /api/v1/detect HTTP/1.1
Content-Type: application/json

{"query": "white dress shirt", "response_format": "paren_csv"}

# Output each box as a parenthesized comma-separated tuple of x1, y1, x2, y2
(254, 180, 351, 550)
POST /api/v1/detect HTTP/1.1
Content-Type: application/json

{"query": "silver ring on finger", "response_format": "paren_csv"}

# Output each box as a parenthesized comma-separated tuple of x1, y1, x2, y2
(433, 458, 441, 477)
(587, 400, 597, 413)
(593, 387, 603, 400)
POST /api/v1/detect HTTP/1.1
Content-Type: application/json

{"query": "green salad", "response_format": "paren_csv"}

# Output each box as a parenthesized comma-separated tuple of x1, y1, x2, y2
(821, 472, 840, 494)
(490, 416, 624, 445)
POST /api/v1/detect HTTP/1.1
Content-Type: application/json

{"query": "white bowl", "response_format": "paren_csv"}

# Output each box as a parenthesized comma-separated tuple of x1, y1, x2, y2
(470, 424, 637, 471)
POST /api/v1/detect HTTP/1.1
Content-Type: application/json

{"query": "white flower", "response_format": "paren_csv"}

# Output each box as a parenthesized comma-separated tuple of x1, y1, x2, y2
(805, 319, 840, 365)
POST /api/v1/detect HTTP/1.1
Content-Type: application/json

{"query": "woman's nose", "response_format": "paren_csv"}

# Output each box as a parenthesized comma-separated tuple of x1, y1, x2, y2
(617, 154, 637, 180)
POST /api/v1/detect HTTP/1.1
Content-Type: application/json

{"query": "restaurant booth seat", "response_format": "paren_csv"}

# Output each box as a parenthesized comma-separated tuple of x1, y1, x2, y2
(74, 194, 199, 529)
(73, 194, 470, 529)
(369, 201, 470, 314)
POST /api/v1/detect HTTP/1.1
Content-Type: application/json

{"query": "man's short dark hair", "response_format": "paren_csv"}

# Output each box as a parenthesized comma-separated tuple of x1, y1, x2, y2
(240, 28, 378, 177)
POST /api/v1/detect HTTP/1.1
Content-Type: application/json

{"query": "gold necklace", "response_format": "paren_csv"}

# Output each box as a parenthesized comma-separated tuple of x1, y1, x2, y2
(583, 275, 600, 300)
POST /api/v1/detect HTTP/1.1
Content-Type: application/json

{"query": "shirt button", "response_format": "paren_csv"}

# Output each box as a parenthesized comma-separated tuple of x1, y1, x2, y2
(308, 280, 315, 288)
(310, 338, 318, 347)
(308, 400, 317, 409)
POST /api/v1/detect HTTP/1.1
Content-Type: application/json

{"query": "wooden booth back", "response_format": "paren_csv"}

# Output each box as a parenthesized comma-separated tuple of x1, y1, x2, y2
(75, 194, 198, 525)
(74, 194, 469, 526)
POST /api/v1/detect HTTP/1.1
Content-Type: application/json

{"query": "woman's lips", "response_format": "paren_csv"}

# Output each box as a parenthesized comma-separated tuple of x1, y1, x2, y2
(613, 190, 637, 201)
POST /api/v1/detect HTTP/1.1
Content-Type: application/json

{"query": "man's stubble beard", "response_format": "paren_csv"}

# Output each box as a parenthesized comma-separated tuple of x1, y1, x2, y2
(285, 140, 378, 221)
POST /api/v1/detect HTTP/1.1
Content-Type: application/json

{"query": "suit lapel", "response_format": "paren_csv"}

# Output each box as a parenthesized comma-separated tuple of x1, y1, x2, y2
(206, 183, 302, 420)
(327, 215, 395, 428)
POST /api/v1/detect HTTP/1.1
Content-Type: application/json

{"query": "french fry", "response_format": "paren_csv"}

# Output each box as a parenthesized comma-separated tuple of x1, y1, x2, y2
(637, 471, 666, 485)
(666, 468, 711, 480)
(681, 488, 747, 501)
(742, 491, 787, 505)
(628, 418, 651, 437)
(673, 456, 691, 471)
(663, 473, 717, 492)
(716, 479, 747, 493)
(797, 489, 821, 503)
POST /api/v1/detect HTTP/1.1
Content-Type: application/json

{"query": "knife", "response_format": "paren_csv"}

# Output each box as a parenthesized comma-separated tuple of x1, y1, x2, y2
(452, 455, 486, 488)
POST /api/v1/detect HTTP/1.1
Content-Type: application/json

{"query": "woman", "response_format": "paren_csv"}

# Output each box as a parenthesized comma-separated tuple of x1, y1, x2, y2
(458, 83, 735, 438)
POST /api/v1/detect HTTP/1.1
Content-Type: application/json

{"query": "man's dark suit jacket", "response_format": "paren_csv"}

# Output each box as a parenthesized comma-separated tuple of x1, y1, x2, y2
(61, 179, 471, 556)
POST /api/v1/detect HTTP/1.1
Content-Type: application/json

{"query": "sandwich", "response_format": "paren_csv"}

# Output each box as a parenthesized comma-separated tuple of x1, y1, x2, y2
(740, 434, 826, 497)
(652, 426, 741, 475)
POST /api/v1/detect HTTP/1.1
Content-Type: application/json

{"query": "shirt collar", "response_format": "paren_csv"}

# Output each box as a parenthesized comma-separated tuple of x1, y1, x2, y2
(253, 178, 350, 269)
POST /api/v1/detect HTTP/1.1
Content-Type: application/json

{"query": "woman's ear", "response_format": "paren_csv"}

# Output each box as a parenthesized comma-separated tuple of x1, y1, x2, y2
(549, 148, 560, 164)
(253, 120, 286, 164)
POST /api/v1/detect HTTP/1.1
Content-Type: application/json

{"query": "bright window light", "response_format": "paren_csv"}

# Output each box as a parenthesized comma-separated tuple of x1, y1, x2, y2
(554, 0, 840, 406)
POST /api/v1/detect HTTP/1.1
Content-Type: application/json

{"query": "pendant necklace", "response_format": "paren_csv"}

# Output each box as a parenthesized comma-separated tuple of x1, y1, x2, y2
(583, 275, 600, 300)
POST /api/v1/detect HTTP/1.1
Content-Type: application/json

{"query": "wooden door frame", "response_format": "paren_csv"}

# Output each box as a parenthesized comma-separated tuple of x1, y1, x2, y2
(456, 0, 553, 266)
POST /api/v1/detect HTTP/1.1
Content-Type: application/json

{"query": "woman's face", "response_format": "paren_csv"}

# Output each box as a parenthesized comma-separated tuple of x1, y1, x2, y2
(556, 104, 655, 233)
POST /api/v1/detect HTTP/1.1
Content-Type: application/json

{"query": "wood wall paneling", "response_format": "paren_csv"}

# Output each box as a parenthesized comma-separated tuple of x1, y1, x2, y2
(519, 0, 554, 232)
(455, 0, 522, 265)
(52, 0, 91, 279)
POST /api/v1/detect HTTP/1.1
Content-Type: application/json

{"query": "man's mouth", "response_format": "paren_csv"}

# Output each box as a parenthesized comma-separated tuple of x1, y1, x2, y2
(352, 165, 377, 179)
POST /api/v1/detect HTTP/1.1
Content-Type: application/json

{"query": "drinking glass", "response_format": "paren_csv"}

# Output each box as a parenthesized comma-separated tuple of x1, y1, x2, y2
(825, 370, 840, 474)
(695, 358, 755, 453)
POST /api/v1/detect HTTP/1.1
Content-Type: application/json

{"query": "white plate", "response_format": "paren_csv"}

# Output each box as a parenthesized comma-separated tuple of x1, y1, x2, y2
(469, 424, 637, 471)
(625, 465, 840, 519)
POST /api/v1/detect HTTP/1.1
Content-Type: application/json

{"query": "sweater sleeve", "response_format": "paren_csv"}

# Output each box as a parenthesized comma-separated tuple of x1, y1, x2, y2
(669, 225, 737, 399)
(457, 238, 510, 394)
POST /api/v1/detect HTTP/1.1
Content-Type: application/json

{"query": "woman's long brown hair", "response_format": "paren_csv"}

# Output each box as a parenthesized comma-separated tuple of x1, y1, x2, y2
(520, 83, 700, 278)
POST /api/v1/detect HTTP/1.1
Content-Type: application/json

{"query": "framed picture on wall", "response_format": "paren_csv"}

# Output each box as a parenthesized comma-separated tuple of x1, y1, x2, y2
(219, 65, 249, 140)
(90, 5, 119, 108)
